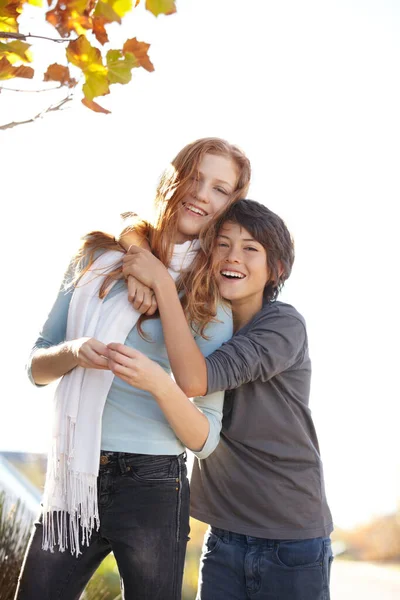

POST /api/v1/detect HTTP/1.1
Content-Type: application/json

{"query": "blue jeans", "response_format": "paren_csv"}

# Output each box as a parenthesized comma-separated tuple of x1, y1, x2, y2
(15, 452, 190, 600)
(197, 527, 333, 600)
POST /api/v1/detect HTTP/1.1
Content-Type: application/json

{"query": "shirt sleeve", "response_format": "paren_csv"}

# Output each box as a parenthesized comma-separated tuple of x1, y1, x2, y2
(206, 310, 307, 395)
(26, 264, 74, 386)
(190, 302, 233, 458)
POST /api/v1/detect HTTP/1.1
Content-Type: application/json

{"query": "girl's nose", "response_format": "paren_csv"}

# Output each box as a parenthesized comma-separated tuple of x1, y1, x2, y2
(194, 181, 210, 204)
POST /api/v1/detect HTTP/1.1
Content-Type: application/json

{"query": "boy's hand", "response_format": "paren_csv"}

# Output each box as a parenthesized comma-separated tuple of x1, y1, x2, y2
(107, 343, 166, 392)
(122, 245, 171, 291)
(127, 276, 158, 315)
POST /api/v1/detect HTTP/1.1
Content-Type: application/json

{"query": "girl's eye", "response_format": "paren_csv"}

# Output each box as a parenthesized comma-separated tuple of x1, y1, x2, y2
(215, 187, 228, 195)
(217, 242, 229, 248)
(245, 246, 258, 251)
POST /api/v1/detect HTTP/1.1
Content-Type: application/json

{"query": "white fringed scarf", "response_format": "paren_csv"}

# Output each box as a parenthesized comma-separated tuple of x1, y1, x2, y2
(42, 241, 199, 556)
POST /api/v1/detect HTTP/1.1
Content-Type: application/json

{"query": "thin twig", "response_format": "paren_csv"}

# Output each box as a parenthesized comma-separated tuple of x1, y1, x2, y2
(0, 31, 73, 43)
(0, 93, 74, 131)
(0, 84, 63, 93)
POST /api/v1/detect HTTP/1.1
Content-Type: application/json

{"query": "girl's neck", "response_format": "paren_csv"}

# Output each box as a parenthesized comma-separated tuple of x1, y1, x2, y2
(172, 232, 197, 245)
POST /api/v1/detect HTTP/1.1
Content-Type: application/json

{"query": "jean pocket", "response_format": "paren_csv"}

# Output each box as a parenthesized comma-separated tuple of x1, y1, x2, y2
(129, 456, 178, 483)
(203, 531, 222, 557)
(274, 537, 325, 569)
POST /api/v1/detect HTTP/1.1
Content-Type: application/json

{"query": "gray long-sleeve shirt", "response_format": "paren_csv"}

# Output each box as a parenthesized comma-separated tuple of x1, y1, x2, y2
(190, 301, 333, 540)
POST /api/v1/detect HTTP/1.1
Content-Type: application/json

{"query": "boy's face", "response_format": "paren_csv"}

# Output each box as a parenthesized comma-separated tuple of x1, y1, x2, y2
(214, 221, 270, 306)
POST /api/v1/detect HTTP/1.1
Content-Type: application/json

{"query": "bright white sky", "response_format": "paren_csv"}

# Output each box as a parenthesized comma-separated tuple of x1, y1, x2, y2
(1, 0, 399, 531)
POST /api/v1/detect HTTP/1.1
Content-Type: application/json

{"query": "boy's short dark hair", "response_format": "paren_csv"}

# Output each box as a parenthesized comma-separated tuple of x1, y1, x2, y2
(217, 199, 295, 302)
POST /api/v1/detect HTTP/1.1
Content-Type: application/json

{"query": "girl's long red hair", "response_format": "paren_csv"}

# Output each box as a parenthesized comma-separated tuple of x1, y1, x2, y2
(71, 137, 251, 336)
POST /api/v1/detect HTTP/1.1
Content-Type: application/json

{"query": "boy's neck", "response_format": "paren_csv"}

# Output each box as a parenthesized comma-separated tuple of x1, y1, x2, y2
(231, 296, 264, 332)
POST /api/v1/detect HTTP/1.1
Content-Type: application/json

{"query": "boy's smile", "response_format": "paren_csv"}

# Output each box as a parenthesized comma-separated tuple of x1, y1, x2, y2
(215, 222, 270, 326)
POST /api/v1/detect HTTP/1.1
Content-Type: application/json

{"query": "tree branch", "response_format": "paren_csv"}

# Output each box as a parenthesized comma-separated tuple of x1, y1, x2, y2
(0, 93, 74, 131)
(0, 31, 73, 44)
(0, 85, 63, 93)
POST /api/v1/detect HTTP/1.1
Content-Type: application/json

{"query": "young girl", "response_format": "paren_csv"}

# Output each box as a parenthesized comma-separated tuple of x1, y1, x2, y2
(116, 199, 334, 600)
(15, 138, 251, 600)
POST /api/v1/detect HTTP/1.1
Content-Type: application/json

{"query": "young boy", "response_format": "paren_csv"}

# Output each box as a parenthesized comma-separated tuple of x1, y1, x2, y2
(114, 199, 333, 600)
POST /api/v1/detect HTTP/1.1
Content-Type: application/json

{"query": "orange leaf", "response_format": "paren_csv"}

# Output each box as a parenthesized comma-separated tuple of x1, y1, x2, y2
(44, 63, 76, 87)
(82, 97, 110, 113)
(45, 0, 91, 37)
(92, 16, 109, 45)
(0, 56, 33, 79)
(123, 37, 154, 72)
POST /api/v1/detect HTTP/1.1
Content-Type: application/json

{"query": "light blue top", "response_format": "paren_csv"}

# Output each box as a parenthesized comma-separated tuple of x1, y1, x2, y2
(27, 264, 233, 459)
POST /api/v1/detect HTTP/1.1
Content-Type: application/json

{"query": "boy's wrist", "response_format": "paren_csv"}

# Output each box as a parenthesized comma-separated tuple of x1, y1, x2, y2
(153, 271, 175, 295)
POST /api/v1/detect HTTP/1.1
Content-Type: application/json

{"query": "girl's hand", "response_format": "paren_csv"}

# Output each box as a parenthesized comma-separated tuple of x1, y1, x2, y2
(70, 337, 109, 370)
(107, 343, 166, 392)
(122, 245, 171, 290)
(127, 276, 158, 315)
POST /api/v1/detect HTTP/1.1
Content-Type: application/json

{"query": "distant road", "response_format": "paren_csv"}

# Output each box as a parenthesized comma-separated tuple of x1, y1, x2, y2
(331, 560, 400, 599)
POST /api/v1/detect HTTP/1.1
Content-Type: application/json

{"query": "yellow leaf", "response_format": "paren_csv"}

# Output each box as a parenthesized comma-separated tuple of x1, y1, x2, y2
(66, 35, 103, 71)
(0, 16, 18, 32)
(83, 66, 109, 100)
(112, 0, 132, 18)
(107, 48, 136, 84)
(0, 40, 32, 64)
(145, 0, 175, 17)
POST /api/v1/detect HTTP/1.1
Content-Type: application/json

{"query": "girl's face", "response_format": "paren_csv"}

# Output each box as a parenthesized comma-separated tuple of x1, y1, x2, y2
(175, 153, 238, 243)
(214, 221, 270, 306)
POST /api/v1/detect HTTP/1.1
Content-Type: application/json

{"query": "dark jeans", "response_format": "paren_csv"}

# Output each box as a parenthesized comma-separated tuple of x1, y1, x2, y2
(197, 527, 333, 600)
(15, 452, 190, 600)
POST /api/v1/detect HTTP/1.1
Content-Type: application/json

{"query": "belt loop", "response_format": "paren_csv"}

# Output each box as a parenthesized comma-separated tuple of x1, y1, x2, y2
(118, 454, 127, 474)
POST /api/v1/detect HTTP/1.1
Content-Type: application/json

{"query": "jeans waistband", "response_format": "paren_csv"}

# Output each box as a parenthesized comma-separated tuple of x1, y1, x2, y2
(99, 450, 187, 474)
(211, 527, 276, 548)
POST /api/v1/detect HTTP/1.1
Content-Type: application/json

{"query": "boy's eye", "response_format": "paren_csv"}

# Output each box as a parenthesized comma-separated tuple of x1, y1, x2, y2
(245, 246, 258, 251)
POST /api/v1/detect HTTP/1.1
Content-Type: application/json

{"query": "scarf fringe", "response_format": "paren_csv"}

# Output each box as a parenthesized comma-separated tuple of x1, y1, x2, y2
(42, 419, 99, 557)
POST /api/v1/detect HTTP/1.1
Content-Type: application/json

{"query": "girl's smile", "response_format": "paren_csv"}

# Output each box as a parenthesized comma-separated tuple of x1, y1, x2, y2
(175, 153, 238, 243)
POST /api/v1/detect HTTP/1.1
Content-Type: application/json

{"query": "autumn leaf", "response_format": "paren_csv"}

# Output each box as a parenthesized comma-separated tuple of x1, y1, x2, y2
(92, 0, 132, 45)
(67, 36, 109, 100)
(44, 63, 76, 87)
(46, 0, 91, 37)
(145, 0, 176, 18)
(92, 17, 108, 44)
(123, 37, 154, 72)
(0, 0, 20, 32)
(67, 35, 102, 71)
(0, 40, 32, 63)
(106, 48, 136, 84)
(0, 55, 33, 78)
(82, 97, 110, 113)
(82, 67, 109, 100)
